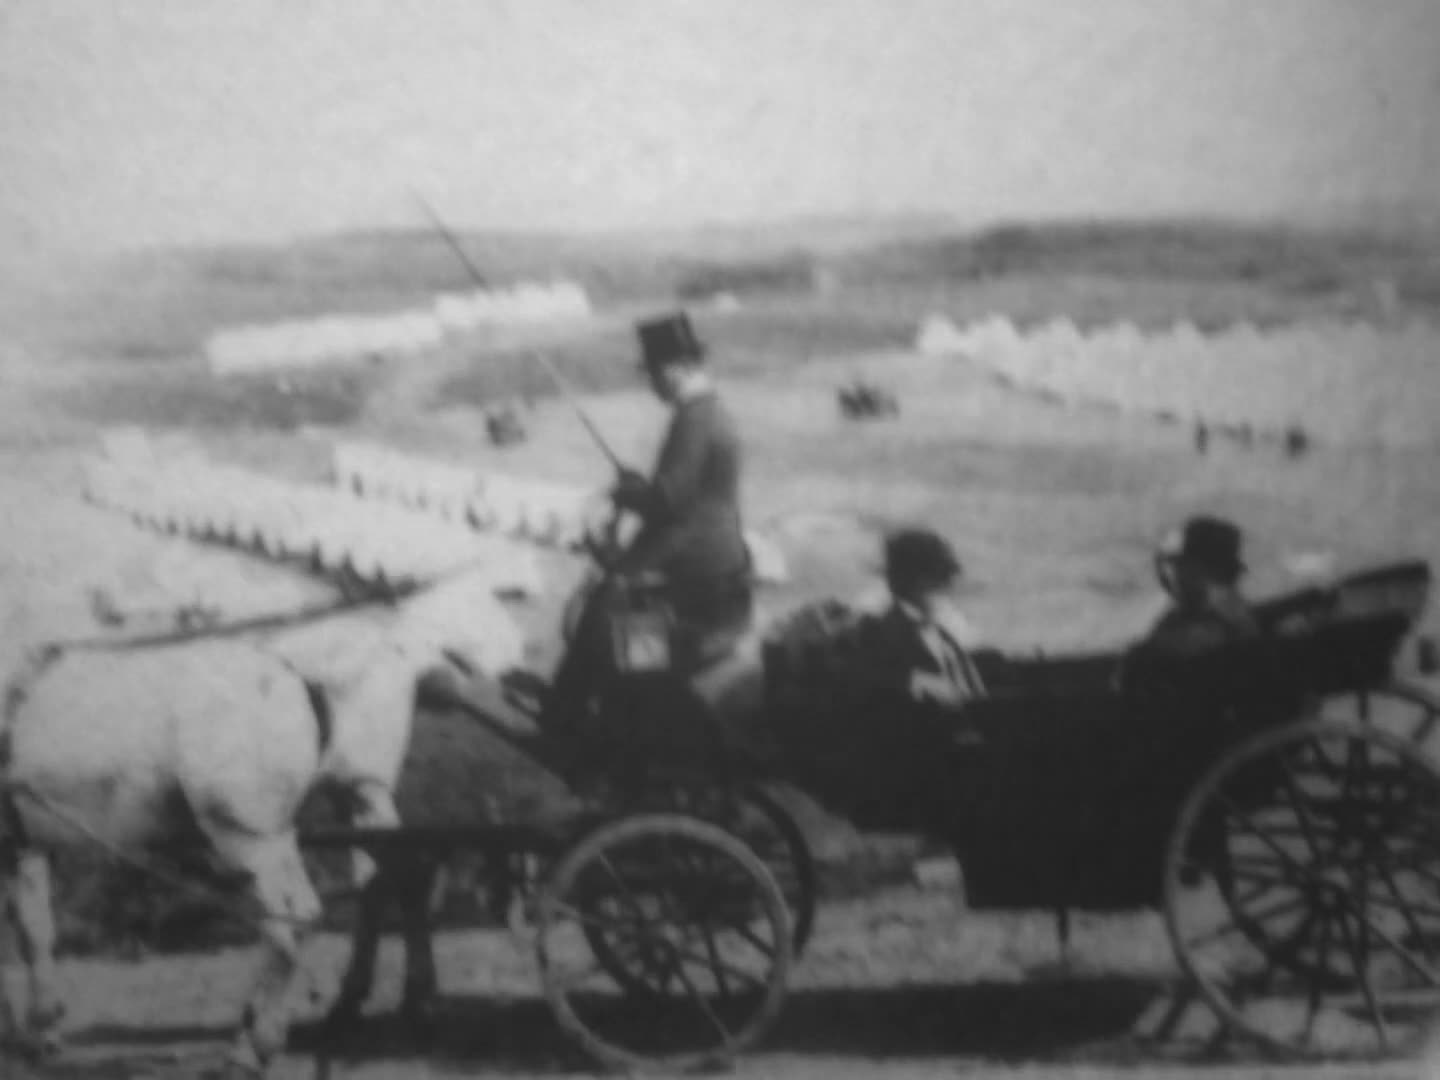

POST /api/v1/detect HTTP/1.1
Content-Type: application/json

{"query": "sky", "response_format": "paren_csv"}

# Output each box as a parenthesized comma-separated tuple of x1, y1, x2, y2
(2, 0, 1438, 263)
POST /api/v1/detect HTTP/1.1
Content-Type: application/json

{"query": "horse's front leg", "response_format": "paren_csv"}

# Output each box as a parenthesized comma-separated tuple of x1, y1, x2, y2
(348, 780, 399, 891)
(330, 782, 438, 1022)
(328, 859, 441, 1027)
(222, 832, 321, 1076)
(327, 862, 390, 1025)
(2, 850, 66, 1057)
(397, 857, 440, 1019)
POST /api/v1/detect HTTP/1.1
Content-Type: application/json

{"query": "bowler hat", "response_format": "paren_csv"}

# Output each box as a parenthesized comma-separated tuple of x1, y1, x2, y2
(1178, 515, 1245, 578)
(637, 312, 706, 368)
(885, 528, 962, 592)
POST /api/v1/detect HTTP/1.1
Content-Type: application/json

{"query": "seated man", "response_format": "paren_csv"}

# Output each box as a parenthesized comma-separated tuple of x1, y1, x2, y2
(854, 528, 986, 708)
(1123, 515, 1261, 689)
(813, 528, 986, 834)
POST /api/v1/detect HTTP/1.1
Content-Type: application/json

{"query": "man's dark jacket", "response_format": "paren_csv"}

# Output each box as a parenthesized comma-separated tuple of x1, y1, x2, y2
(613, 390, 751, 666)
(616, 390, 749, 585)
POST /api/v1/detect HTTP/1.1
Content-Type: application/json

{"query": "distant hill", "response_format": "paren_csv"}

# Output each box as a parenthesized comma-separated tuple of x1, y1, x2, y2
(12, 216, 1439, 364)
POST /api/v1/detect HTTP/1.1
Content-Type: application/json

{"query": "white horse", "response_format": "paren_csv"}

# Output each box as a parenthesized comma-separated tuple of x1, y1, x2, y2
(0, 567, 525, 1074)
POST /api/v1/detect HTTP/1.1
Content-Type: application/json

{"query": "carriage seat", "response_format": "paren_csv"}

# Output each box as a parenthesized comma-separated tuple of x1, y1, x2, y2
(690, 631, 766, 715)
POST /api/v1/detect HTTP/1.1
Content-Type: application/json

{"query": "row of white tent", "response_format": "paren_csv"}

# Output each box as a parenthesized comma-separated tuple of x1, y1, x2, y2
(916, 315, 1440, 446)
(206, 280, 593, 375)
(332, 442, 609, 552)
(331, 441, 792, 586)
(81, 457, 544, 596)
(432, 282, 591, 332)
(88, 430, 789, 589)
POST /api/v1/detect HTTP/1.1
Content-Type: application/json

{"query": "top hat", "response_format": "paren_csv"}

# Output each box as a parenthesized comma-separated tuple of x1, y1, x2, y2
(637, 312, 706, 368)
(884, 528, 962, 591)
(1177, 515, 1246, 578)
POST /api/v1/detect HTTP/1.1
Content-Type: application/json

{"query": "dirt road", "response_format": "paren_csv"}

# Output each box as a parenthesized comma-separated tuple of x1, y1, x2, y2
(13, 889, 1434, 1079)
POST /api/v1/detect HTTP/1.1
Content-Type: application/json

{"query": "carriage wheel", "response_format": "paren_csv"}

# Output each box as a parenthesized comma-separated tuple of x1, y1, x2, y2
(1313, 679, 1440, 755)
(536, 813, 793, 1073)
(1165, 719, 1440, 1059)
(579, 783, 816, 1002)
(632, 783, 818, 956)
(729, 785, 817, 954)
(1208, 680, 1440, 978)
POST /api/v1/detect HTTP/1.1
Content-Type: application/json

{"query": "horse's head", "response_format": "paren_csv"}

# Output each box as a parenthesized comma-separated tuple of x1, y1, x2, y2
(384, 567, 528, 686)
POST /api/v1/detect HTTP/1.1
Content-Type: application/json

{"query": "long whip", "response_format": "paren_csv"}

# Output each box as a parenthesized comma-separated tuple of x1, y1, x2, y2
(411, 190, 625, 471)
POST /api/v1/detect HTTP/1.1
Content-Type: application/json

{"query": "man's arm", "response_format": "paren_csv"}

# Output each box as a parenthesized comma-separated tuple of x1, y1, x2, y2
(613, 404, 714, 523)
(849, 614, 958, 704)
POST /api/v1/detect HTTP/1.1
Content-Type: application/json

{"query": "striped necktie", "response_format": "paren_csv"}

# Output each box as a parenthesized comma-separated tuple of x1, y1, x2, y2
(933, 627, 978, 697)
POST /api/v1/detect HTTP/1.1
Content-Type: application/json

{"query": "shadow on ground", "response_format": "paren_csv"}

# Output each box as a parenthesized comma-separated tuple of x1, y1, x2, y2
(48, 977, 1173, 1076)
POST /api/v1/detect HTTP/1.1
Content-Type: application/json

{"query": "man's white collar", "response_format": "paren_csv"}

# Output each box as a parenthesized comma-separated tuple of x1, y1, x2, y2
(895, 598, 932, 626)
(674, 371, 714, 403)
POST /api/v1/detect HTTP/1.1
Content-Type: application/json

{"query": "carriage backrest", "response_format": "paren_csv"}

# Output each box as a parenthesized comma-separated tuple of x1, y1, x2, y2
(969, 649, 1122, 697)
(1167, 564, 1429, 702)
(1256, 559, 1430, 638)
(1331, 559, 1431, 623)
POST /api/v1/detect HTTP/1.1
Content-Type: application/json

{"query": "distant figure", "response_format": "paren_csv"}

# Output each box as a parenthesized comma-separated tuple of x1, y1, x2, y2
(1127, 515, 1260, 672)
(1194, 422, 1210, 455)
(485, 403, 526, 446)
(838, 379, 899, 420)
(1284, 424, 1310, 459)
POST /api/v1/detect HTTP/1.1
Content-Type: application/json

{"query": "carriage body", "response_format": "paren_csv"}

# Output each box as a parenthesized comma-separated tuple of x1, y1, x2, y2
(483, 557, 1440, 1066)
(764, 559, 1434, 914)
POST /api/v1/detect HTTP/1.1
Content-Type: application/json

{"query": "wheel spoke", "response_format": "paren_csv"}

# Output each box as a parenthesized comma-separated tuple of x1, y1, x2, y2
(596, 852, 652, 924)
(1268, 907, 1319, 965)
(666, 945, 735, 1043)
(1364, 885, 1440, 921)
(701, 921, 733, 1002)
(1371, 860, 1439, 948)
(732, 920, 779, 960)
(1342, 736, 1369, 808)
(1386, 851, 1440, 891)
(554, 893, 693, 995)
(551, 897, 642, 936)
(1303, 733, 1346, 778)
(1187, 892, 1310, 950)
(1334, 906, 1389, 1047)
(1228, 860, 1300, 891)
(1278, 756, 1330, 854)
(1302, 909, 1337, 1040)
(1215, 793, 1312, 878)
(1335, 892, 1440, 985)
(659, 938, 769, 992)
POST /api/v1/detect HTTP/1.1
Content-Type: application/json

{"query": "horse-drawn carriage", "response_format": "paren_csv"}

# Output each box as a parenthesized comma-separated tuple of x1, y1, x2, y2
(304, 548, 1440, 1072)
